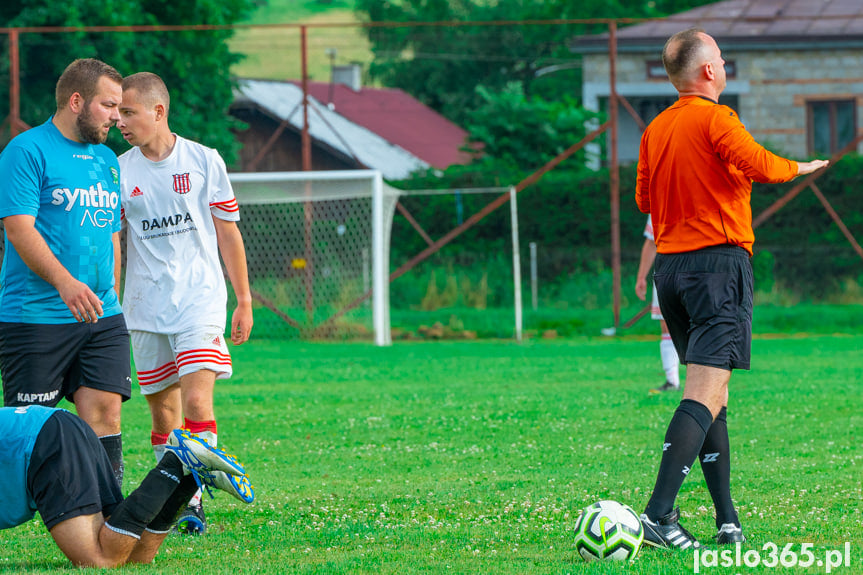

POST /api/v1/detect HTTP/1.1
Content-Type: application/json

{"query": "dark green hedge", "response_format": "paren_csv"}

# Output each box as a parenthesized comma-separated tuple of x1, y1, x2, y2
(391, 155, 863, 301)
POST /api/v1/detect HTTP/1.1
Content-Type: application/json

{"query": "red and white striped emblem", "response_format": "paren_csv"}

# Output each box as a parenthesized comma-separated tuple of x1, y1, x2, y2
(172, 173, 191, 194)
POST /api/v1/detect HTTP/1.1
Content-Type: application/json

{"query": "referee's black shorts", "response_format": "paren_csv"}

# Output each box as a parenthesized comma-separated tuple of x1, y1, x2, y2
(653, 245, 753, 371)
(27, 410, 123, 530)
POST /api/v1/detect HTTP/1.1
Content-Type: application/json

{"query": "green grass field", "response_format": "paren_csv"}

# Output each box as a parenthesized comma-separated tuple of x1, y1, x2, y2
(3, 334, 861, 573)
(246, 301, 863, 341)
(229, 0, 373, 82)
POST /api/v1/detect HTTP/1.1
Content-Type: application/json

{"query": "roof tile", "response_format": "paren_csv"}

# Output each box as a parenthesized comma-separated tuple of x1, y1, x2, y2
(296, 82, 472, 169)
(590, 0, 863, 44)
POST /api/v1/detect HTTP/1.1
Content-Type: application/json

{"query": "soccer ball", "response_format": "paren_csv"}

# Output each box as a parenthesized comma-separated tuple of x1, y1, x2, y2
(573, 500, 644, 561)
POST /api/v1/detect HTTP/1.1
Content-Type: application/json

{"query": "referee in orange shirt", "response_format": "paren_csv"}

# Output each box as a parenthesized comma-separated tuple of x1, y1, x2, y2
(635, 28, 829, 550)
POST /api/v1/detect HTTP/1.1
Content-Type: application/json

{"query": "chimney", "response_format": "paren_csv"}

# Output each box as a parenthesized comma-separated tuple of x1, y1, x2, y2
(332, 63, 362, 92)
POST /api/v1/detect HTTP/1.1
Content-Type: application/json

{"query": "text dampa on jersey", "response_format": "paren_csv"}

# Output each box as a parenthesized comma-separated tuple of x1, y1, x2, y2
(140, 212, 194, 231)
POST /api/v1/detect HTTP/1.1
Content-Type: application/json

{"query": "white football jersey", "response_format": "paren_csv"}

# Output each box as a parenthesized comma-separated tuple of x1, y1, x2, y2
(643, 215, 654, 242)
(119, 136, 239, 333)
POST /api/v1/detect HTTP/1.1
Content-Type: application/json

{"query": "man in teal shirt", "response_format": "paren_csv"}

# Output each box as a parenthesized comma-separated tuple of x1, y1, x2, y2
(0, 59, 129, 484)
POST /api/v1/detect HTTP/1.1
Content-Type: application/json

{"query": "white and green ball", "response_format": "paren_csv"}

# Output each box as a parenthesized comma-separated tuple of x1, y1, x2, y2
(573, 500, 644, 561)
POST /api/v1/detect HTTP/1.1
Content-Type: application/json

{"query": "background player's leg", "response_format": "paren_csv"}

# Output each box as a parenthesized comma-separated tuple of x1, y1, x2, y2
(145, 385, 183, 442)
(180, 369, 217, 429)
(133, 331, 182, 465)
(177, 369, 218, 534)
(650, 283, 681, 394)
(145, 384, 184, 529)
(659, 321, 680, 387)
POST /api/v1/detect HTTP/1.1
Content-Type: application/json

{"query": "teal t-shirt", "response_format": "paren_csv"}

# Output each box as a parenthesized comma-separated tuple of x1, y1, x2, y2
(0, 405, 56, 530)
(0, 119, 122, 323)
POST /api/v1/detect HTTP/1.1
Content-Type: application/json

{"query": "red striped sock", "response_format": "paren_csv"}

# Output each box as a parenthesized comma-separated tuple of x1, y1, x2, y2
(183, 418, 217, 435)
(151, 431, 169, 447)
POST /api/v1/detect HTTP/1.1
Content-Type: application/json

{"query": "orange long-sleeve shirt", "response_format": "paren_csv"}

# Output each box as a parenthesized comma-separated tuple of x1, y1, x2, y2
(635, 96, 799, 256)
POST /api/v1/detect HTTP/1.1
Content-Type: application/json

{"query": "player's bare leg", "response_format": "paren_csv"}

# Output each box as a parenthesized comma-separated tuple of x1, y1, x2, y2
(73, 387, 125, 485)
(50, 513, 137, 568)
(682, 365, 728, 418)
(145, 384, 184, 436)
(71, 387, 122, 436)
(174, 368, 219, 534)
(180, 369, 217, 425)
(126, 531, 169, 564)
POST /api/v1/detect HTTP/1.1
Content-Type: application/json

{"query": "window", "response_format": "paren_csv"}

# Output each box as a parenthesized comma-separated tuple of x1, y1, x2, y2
(808, 100, 856, 155)
(603, 95, 740, 164)
(646, 60, 736, 79)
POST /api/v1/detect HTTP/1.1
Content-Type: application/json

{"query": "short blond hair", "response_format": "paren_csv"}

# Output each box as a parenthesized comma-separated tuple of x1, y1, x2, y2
(55, 59, 122, 110)
(122, 72, 171, 116)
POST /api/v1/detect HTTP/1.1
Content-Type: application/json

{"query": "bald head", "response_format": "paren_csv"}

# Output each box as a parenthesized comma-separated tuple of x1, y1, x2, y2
(662, 28, 716, 90)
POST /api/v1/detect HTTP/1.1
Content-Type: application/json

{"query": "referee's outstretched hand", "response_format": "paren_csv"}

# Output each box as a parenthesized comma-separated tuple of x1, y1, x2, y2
(796, 159, 830, 176)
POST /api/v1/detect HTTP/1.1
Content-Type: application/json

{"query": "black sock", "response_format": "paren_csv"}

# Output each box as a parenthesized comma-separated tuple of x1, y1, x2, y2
(105, 452, 185, 538)
(644, 399, 714, 521)
(147, 473, 199, 533)
(700, 406, 738, 528)
(99, 433, 124, 487)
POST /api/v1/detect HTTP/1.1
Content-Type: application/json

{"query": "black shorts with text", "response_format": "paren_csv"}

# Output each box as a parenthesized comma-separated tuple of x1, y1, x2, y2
(0, 313, 131, 407)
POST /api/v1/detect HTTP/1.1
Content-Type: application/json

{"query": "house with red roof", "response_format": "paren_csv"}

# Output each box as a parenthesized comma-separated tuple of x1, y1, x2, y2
(296, 66, 474, 170)
(230, 66, 472, 178)
(576, 0, 863, 163)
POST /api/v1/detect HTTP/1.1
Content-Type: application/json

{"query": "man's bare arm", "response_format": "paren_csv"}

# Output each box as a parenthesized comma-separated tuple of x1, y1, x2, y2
(3, 214, 103, 322)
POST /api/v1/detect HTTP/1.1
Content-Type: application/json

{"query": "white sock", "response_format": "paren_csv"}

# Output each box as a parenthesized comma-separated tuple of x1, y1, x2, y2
(660, 336, 680, 387)
(187, 432, 217, 507)
(153, 442, 166, 463)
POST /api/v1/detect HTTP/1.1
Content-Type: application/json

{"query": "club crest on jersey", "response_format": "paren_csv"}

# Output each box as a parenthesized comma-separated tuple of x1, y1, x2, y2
(173, 173, 192, 195)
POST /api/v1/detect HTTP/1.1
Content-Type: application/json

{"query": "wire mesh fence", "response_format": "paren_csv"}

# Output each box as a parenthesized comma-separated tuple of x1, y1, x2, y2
(1, 14, 863, 340)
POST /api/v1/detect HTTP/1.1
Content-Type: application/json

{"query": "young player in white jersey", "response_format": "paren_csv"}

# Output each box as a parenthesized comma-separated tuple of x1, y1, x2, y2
(117, 72, 253, 535)
(635, 216, 682, 393)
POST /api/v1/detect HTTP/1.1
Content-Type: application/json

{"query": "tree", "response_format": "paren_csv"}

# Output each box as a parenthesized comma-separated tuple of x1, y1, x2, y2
(391, 82, 612, 264)
(0, 0, 255, 163)
(354, 0, 718, 125)
(429, 82, 597, 186)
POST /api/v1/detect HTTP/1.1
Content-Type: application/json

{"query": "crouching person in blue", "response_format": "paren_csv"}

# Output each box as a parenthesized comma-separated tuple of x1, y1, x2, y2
(0, 405, 254, 567)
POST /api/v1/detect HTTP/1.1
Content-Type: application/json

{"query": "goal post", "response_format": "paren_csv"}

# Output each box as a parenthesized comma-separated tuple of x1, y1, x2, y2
(390, 185, 524, 341)
(371, 171, 390, 345)
(229, 169, 396, 345)
(229, 170, 523, 343)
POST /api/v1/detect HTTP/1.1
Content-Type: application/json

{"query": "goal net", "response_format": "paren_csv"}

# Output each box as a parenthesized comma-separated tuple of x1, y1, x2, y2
(391, 186, 524, 341)
(230, 170, 398, 345)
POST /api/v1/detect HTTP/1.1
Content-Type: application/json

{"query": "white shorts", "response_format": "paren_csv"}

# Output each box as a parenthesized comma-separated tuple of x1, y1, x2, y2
(131, 327, 232, 395)
(651, 284, 664, 321)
